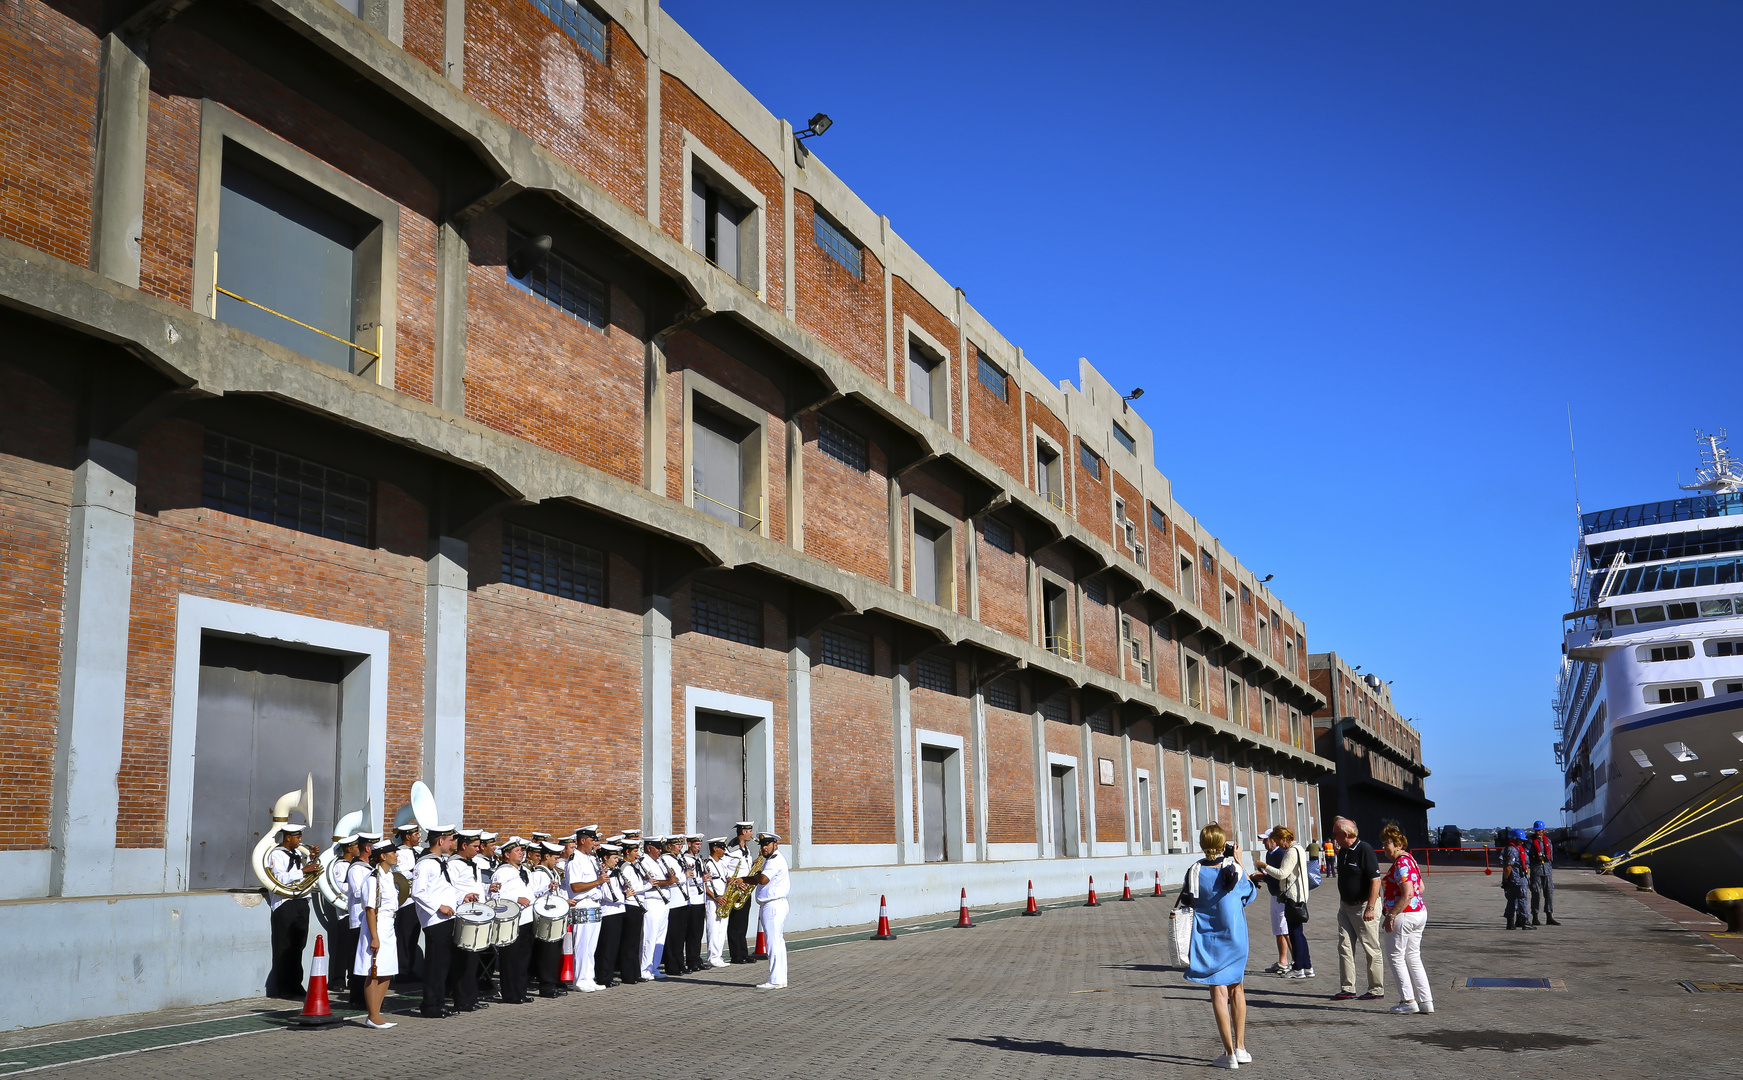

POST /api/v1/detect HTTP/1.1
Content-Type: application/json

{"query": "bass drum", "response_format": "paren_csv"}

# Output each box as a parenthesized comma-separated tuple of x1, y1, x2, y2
(532, 895, 568, 942)
(454, 901, 495, 952)
(489, 899, 521, 946)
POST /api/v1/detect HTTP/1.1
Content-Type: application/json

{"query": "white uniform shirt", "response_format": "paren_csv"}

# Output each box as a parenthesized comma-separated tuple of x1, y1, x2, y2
(471, 853, 495, 885)
(528, 865, 555, 901)
(598, 866, 627, 916)
(565, 852, 603, 907)
(618, 859, 647, 909)
(411, 855, 461, 928)
(636, 854, 672, 905)
(682, 854, 707, 906)
(264, 844, 310, 911)
(753, 851, 790, 903)
(494, 861, 538, 926)
(704, 857, 728, 903)
(344, 859, 372, 928)
(660, 853, 688, 903)
(394, 846, 418, 909)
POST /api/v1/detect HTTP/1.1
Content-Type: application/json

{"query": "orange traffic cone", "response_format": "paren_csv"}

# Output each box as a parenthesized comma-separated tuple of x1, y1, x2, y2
(292, 934, 340, 1026)
(1022, 880, 1041, 916)
(559, 925, 576, 984)
(753, 928, 769, 959)
(1120, 873, 1135, 901)
(1085, 876, 1100, 907)
(870, 894, 898, 939)
(955, 887, 976, 928)
(1153, 870, 1163, 897)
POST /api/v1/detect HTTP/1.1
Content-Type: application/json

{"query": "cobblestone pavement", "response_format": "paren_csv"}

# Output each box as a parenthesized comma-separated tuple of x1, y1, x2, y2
(8, 866, 1742, 1078)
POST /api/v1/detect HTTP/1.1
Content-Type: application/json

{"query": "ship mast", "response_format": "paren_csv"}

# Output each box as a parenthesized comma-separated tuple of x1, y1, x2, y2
(1679, 429, 1743, 495)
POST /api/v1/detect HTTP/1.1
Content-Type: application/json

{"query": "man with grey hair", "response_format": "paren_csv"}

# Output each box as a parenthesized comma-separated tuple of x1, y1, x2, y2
(1329, 817, 1385, 1001)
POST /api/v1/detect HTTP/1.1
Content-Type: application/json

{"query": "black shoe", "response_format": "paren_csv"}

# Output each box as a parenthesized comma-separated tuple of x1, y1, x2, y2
(1546, 916, 1561, 925)
(1531, 914, 1541, 925)
(457, 1005, 479, 1012)
(555, 989, 569, 997)
(475, 1001, 490, 1008)
(540, 991, 559, 998)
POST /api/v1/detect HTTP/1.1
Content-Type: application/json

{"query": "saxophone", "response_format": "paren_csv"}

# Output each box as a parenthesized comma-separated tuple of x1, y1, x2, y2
(716, 853, 765, 916)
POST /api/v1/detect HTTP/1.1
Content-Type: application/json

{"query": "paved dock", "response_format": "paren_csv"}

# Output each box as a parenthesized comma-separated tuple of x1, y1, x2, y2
(4, 865, 1740, 1077)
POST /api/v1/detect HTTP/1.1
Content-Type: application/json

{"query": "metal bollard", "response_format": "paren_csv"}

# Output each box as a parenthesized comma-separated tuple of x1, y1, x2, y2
(1623, 865, 1653, 892)
(1707, 887, 1743, 933)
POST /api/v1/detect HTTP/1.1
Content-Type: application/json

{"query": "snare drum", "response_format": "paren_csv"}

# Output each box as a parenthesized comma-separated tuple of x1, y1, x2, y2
(489, 899, 521, 946)
(454, 901, 495, 952)
(570, 905, 602, 925)
(532, 895, 568, 942)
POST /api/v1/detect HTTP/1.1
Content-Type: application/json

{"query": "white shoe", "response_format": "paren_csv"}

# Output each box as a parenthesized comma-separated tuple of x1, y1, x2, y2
(1234, 1048, 1252, 1064)
(1390, 1001, 1420, 1014)
(754, 981, 787, 989)
(1283, 968, 1307, 979)
(1211, 1052, 1239, 1069)
(1261, 962, 1287, 974)
(363, 1019, 397, 1029)
(711, 959, 731, 968)
(1419, 1003, 1434, 1014)
(578, 982, 600, 993)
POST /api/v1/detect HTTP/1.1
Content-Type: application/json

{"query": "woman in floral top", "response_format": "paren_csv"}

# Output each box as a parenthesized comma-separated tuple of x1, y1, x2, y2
(1378, 823, 1432, 1014)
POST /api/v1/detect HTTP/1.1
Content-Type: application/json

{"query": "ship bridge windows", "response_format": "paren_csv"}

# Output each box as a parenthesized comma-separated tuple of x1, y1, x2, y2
(1644, 682, 1701, 705)
(1588, 524, 1743, 569)
(1639, 643, 1693, 663)
(1701, 599, 1734, 617)
(1594, 556, 1743, 597)
(1633, 606, 1665, 624)
(1706, 640, 1743, 657)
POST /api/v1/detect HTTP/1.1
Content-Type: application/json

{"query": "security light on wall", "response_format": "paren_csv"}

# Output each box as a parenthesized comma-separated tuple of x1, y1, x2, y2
(1260, 574, 1273, 584)
(507, 234, 553, 279)
(795, 113, 833, 141)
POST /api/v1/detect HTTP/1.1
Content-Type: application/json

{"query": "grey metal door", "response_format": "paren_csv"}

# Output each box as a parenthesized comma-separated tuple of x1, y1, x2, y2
(692, 410, 744, 526)
(694, 711, 746, 840)
(913, 519, 941, 604)
(908, 343, 935, 418)
(1193, 784, 1210, 838)
(1050, 767, 1069, 857)
(192, 638, 342, 889)
(1138, 777, 1152, 849)
(921, 747, 947, 862)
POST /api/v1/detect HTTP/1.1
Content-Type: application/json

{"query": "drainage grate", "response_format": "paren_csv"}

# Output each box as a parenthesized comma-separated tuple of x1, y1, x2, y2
(1462, 977, 1564, 989)
(1681, 980, 1743, 993)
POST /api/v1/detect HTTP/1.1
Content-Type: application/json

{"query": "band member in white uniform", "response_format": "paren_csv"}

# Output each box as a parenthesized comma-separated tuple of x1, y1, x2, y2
(529, 841, 568, 997)
(564, 826, 607, 992)
(703, 838, 731, 968)
(490, 838, 537, 1004)
(265, 823, 322, 998)
(723, 821, 756, 963)
(594, 843, 628, 988)
(392, 822, 423, 984)
(682, 835, 708, 972)
(412, 824, 478, 1018)
(355, 843, 399, 1029)
(742, 832, 790, 989)
(636, 836, 679, 980)
(660, 835, 692, 976)
(470, 831, 499, 998)
(326, 833, 362, 1003)
(344, 832, 380, 1008)
(446, 830, 493, 1011)
(615, 839, 647, 984)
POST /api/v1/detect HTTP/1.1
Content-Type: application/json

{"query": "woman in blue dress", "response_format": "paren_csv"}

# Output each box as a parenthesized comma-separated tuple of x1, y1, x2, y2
(1177, 823, 1257, 1069)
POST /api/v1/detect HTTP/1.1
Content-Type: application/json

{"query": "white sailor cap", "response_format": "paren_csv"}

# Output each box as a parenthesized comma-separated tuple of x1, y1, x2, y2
(575, 825, 600, 838)
(686, 833, 704, 841)
(336, 833, 361, 846)
(426, 823, 456, 837)
(604, 833, 624, 844)
(500, 836, 528, 851)
(623, 829, 642, 838)
(539, 840, 564, 853)
(708, 837, 728, 849)
(598, 843, 623, 854)
(756, 832, 781, 846)
(530, 831, 552, 841)
(456, 829, 483, 842)
(621, 837, 643, 848)
(479, 831, 498, 842)
(356, 831, 383, 843)
(734, 821, 755, 830)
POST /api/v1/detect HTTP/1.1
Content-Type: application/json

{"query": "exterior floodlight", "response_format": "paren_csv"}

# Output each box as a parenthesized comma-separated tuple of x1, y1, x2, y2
(507, 234, 553, 279)
(796, 113, 833, 140)
(1123, 387, 1145, 401)
(1260, 574, 1273, 584)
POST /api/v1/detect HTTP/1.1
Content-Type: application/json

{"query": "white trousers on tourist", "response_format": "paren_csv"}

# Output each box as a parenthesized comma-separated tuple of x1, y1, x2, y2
(574, 914, 601, 987)
(1383, 910, 1431, 1007)
(706, 903, 727, 965)
(759, 898, 788, 986)
(639, 898, 669, 979)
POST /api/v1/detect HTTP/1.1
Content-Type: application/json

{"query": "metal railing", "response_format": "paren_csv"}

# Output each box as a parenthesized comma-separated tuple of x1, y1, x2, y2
(1038, 487, 1066, 512)
(1043, 634, 1082, 662)
(211, 253, 382, 382)
(692, 489, 764, 531)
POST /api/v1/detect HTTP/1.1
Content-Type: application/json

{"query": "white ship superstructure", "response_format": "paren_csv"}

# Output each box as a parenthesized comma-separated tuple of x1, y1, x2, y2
(1557, 433, 1743, 906)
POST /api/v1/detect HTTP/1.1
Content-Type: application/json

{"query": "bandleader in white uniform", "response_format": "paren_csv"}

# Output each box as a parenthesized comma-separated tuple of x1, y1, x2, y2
(703, 837, 731, 968)
(635, 837, 678, 980)
(564, 826, 607, 991)
(746, 832, 790, 989)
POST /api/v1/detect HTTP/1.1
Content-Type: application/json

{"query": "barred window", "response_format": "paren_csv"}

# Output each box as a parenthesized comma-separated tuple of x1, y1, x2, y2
(501, 524, 603, 604)
(976, 351, 1008, 401)
(985, 676, 1019, 712)
(692, 584, 761, 646)
(982, 517, 1015, 554)
(1041, 694, 1071, 724)
(1079, 443, 1101, 479)
(1149, 503, 1167, 532)
(508, 229, 607, 328)
(914, 654, 954, 694)
(201, 432, 370, 546)
(528, 0, 607, 61)
(817, 415, 868, 472)
(1085, 579, 1108, 606)
(819, 625, 872, 674)
(813, 209, 861, 277)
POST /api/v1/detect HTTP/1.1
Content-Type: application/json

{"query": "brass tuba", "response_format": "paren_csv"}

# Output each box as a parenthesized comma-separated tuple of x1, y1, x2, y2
(716, 853, 764, 916)
(251, 774, 322, 898)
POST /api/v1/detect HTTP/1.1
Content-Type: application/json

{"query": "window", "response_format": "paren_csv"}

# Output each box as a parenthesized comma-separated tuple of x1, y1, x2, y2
(907, 339, 947, 422)
(1228, 677, 1246, 727)
(1258, 618, 1270, 655)
(1184, 655, 1204, 709)
(1179, 556, 1195, 605)
(1115, 499, 1136, 550)
(1041, 694, 1071, 724)
(1702, 598, 1735, 617)
(1079, 443, 1102, 479)
(692, 402, 759, 530)
(1042, 581, 1072, 659)
(1036, 441, 1064, 509)
(1649, 683, 1701, 704)
(1614, 608, 1635, 625)
(1085, 579, 1108, 606)
(1150, 503, 1168, 533)
(202, 432, 369, 546)
(983, 517, 1015, 554)
(1644, 644, 1693, 662)
(1635, 606, 1666, 624)
(691, 171, 750, 283)
(502, 524, 603, 604)
(1112, 423, 1136, 454)
(912, 515, 953, 606)
(1223, 590, 1237, 627)
(914, 654, 954, 694)
(977, 351, 1008, 400)
(692, 584, 761, 646)
(529, 0, 607, 61)
(508, 230, 607, 328)
(985, 676, 1019, 712)
(1709, 640, 1743, 657)
(1262, 696, 1276, 739)
(1200, 549, 1216, 578)
(1668, 601, 1698, 620)
(819, 625, 872, 673)
(1285, 638, 1295, 672)
(812, 209, 861, 277)
(1726, 682, 1743, 695)
(817, 415, 868, 472)
(1240, 584, 1252, 605)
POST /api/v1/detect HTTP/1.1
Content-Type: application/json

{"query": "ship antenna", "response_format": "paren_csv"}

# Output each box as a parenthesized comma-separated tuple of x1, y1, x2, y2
(1567, 405, 1581, 517)
(1680, 428, 1743, 495)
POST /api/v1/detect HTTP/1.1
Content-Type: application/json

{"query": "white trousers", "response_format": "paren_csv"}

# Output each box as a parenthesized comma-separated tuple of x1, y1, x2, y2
(639, 899, 669, 978)
(574, 914, 601, 986)
(705, 902, 726, 964)
(759, 898, 789, 986)
(1382, 910, 1432, 1007)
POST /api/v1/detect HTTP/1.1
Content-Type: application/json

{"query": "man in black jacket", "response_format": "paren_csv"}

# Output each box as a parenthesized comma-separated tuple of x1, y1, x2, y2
(1329, 817, 1384, 1001)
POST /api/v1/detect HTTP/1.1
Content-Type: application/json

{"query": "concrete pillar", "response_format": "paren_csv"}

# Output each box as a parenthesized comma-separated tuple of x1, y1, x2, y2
(1078, 718, 1095, 858)
(641, 593, 673, 835)
(880, 215, 895, 391)
(89, 34, 149, 289)
(643, 0, 662, 224)
(964, 513, 979, 620)
(49, 442, 137, 897)
(1120, 723, 1135, 856)
(969, 669, 988, 862)
(422, 537, 468, 823)
(643, 337, 668, 493)
(887, 476, 902, 592)
(954, 287, 969, 442)
(1154, 737, 1169, 852)
(787, 633, 811, 866)
(785, 417, 803, 550)
(442, 0, 465, 87)
(891, 665, 915, 864)
(1030, 702, 1048, 858)
(433, 221, 468, 412)
(780, 118, 795, 320)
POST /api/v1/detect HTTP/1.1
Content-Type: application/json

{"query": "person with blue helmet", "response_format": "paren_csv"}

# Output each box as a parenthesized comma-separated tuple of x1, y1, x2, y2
(1499, 828, 1532, 929)
(1527, 820, 1559, 925)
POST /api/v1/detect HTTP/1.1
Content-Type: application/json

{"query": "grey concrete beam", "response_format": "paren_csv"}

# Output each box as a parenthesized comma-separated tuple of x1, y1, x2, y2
(422, 536, 469, 823)
(892, 666, 914, 864)
(787, 631, 812, 867)
(642, 592, 673, 835)
(432, 220, 467, 411)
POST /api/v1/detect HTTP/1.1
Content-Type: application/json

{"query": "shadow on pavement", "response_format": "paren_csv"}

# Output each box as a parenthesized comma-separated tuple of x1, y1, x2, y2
(946, 1036, 1186, 1063)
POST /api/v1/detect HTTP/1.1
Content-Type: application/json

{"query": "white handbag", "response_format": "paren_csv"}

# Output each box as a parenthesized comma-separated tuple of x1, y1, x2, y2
(1168, 862, 1203, 968)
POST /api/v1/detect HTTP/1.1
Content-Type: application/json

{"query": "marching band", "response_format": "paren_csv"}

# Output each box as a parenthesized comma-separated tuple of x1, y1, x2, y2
(262, 792, 794, 1024)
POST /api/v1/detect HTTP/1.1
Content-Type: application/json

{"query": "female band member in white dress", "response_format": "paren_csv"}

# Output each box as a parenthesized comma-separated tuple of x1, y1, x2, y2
(355, 844, 399, 1028)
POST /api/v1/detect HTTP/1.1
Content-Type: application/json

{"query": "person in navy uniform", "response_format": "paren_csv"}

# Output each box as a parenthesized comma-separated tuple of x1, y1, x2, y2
(1527, 821, 1559, 926)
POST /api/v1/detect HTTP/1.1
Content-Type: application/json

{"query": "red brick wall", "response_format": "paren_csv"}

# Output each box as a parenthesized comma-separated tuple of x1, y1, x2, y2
(1027, 394, 1067, 503)
(892, 278, 958, 431)
(966, 345, 1022, 480)
(1073, 435, 1112, 546)
(900, 468, 966, 615)
(1091, 731, 1124, 844)
(465, 0, 647, 214)
(810, 637, 895, 845)
(983, 703, 1034, 845)
(0, 1, 95, 268)
(402, 0, 445, 76)
(793, 192, 883, 382)
(140, 92, 198, 308)
(393, 211, 438, 405)
(974, 520, 1027, 638)
(1145, 502, 1177, 592)
(800, 412, 889, 583)
(1082, 586, 1118, 676)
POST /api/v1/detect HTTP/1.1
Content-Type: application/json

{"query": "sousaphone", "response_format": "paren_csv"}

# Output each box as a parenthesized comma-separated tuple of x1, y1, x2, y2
(391, 781, 439, 905)
(250, 774, 321, 898)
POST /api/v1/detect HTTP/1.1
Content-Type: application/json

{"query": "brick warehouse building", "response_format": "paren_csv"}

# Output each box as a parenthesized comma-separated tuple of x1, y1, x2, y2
(1308, 653, 1432, 846)
(0, 0, 1332, 1025)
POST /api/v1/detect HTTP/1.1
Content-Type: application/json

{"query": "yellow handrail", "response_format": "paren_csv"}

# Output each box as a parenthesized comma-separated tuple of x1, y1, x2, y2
(1043, 634, 1082, 662)
(212, 252, 382, 381)
(1038, 487, 1066, 511)
(693, 488, 763, 529)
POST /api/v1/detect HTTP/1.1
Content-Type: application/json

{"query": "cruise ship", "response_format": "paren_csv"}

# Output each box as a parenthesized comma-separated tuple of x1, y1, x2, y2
(1557, 433, 1743, 908)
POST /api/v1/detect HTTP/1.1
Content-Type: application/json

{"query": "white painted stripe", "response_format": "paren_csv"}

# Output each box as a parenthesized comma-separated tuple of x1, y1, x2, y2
(0, 1028, 270, 1076)
(2, 1015, 255, 1052)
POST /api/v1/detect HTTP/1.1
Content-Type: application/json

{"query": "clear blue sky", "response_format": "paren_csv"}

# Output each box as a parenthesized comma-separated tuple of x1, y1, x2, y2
(664, 1, 1743, 830)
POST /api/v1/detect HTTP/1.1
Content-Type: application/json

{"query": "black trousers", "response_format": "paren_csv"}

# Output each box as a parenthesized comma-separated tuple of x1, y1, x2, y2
(448, 940, 480, 1008)
(617, 906, 645, 983)
(535, 934, 563, 994)
(664, 904, 690, 975)
(684, 903, 705, 970)
(595, 913, 624, 987)
(421, 920, 453, 1015)
(393, 906, 423, 984)
(268, 898, 310, 998)
(727, 902, 751, 963)
(497, 926, 532, 1002)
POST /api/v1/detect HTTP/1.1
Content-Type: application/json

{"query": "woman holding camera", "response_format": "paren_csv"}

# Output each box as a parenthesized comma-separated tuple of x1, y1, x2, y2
(1177, 823, 1258, 1069)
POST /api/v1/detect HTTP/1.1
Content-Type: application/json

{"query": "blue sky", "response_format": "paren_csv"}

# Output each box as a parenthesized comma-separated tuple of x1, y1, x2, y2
(663, 1, 1743, 829)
